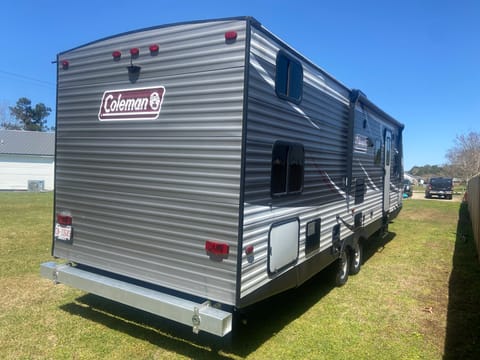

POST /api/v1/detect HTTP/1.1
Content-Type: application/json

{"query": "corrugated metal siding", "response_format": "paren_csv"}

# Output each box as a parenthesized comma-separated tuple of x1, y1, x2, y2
(240, 27, 351, 300)
(351, 104, 403, 223)
(351, 107, 386, 228)
(53, 19, 248, 305)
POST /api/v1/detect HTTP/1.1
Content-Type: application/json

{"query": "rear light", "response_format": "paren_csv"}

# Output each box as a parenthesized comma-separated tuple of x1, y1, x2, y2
(245, 245, 254, 256)
(225, 31, 237, 41)
(130, 48, 140, 57)
(205, 240, 229, 258)
(149, 44, 159, 53)
(112, 51, 122, 60)
(61, 60, 69, 70)
(57, 212, 72, 226)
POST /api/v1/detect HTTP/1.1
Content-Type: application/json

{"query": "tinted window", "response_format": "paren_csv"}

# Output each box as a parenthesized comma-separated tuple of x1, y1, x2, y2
(275, 54, 289, 96)
(374, 139, 381, 165)
(271, 142, 289, 194)
(275, 51, 303, 104)
(271, 141, 304, 196)
(287, 144, 304, 192)
(385, 136, 391, 166)
(430, 178, 452, 187)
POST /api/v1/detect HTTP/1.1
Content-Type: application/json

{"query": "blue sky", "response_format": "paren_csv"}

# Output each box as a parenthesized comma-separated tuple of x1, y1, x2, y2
(1, 0, 478, 171)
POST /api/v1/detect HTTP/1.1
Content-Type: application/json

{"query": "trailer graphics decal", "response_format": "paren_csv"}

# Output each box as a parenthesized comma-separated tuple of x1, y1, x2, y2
(98, 86, 165, 121)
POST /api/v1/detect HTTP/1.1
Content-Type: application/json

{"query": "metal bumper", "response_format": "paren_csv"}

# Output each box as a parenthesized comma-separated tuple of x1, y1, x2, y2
(40, 262, 232, 337)
(430, 191, 452, 195)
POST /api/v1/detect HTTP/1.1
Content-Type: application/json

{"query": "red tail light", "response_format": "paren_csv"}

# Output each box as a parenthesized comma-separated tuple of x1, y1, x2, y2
(57, 212, 72, 226)
(112, 51, 122, 59)
(225, 31, 237, 41)
(149, 44, 159, 53)
(205, 240, 229, 256)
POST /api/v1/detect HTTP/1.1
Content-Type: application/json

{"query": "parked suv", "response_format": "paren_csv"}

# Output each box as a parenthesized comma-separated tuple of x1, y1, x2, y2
(425, 177, 453, 200)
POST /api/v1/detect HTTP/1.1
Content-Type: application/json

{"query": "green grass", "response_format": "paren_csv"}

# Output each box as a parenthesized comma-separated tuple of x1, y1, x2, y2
(1, 193, 479, 359)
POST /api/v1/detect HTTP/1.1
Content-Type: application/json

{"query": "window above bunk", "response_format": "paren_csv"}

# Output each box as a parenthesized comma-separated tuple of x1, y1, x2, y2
(275, 51, 303, 104)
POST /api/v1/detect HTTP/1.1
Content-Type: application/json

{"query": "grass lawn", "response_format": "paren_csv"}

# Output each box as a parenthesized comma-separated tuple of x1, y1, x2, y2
(0, 192, 479, 359)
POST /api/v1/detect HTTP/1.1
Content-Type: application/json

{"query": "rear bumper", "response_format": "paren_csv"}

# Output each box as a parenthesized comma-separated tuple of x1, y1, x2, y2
(427, 190, 453, 196)
(40, 262, 232, 337)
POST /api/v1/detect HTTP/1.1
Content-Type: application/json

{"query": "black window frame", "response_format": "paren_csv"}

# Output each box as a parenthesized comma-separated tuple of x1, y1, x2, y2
(271, 141, 305, 196)
(275, 51, 303, 104)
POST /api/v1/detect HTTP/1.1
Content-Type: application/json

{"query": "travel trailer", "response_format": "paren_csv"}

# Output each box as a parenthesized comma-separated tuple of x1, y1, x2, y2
(41, 16, 404, 337)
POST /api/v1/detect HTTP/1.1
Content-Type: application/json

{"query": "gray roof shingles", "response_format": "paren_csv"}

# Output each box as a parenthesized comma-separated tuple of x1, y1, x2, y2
(0, 130, 55, 156)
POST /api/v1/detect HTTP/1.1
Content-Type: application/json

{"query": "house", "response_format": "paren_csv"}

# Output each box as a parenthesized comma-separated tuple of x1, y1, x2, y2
(404, 173, 418, 185)
(0, 130, 55, 191)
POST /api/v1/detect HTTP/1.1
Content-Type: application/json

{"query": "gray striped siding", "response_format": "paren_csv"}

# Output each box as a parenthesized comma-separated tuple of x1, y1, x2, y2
(239, 28, 352, 299)
(54, 20, 248, 305)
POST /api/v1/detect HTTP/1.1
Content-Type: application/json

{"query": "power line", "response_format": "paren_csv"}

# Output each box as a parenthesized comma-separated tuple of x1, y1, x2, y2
(0, 70, 55, 88)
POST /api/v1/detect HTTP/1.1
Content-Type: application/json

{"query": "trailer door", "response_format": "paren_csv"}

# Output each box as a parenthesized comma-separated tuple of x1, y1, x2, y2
(383, 129, 392, 212)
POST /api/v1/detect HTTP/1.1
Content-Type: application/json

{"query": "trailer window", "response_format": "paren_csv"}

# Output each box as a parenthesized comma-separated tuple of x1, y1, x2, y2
(374, 139, 381, 165)
(355, 178, 365, 205)
(385, 136, 391, 166)
(271, 141, 304, 196)
(275, 51, 303, 104)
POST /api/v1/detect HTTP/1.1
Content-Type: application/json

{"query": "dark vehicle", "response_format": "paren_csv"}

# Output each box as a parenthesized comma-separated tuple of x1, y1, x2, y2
(425, 177, 453, 200)
(403, 179, 413, 198)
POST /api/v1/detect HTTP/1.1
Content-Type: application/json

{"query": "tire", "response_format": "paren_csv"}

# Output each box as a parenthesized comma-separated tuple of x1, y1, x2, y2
(335, 249, 350, 287)
(349, 241, 362, 275)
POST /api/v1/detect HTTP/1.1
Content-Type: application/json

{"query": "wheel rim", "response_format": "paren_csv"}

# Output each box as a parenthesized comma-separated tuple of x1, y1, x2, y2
(340, 251, 348, 279)
(352, 243, 361, 268)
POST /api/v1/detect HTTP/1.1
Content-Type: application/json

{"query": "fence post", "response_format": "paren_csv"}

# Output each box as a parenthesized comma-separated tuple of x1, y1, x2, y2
(467, 175, 480, 262)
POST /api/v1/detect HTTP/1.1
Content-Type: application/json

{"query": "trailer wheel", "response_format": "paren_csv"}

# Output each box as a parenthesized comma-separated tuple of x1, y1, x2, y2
(349, 240, 362, 275)
(335, 249, 350, 286)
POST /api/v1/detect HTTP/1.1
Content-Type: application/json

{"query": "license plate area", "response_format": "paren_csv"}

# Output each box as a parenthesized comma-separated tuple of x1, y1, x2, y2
(55, 224, 72, 242)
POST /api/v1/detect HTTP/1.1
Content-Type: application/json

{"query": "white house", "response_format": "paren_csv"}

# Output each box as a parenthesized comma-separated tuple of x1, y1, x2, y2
(404, 172, 419, 185)
(0, 130, 55, 191)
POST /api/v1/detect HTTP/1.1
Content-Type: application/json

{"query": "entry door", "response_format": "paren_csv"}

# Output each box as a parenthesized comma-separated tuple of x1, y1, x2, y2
(383, 130, 392, 213)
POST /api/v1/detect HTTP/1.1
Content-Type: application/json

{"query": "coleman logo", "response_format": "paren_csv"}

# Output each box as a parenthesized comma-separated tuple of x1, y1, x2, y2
(98, 86, 165, 121)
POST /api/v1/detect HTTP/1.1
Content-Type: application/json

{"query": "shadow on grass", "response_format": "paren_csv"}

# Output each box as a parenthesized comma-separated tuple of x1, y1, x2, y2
(60, 273, 335, 359)
(362, 230, 396, 264)
(59, 230, 396, 359)
(444, 202, 480, 359)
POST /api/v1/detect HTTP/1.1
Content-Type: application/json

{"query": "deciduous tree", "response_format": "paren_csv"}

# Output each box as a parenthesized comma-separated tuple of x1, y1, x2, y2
(446, 131, 480, 181)
(8, 97, 51, 131)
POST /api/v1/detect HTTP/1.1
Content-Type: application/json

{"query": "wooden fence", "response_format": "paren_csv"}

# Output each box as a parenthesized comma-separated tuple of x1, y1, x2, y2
(467, 174, 480, 262)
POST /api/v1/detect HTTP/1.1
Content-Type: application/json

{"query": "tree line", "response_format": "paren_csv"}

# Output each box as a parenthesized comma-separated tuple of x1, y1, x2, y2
(1, 97, 52, 132)
(409, 131, 480, 182)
